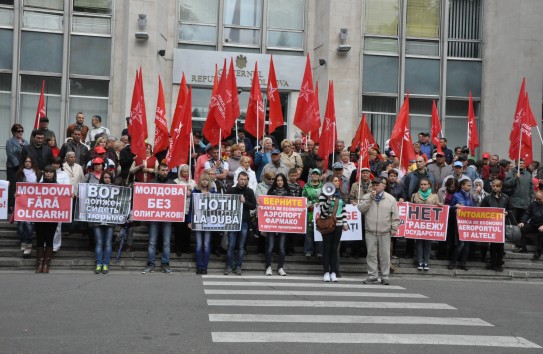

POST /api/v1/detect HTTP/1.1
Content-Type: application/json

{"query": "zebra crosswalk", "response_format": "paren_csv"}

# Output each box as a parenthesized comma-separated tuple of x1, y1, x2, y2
(202, 274, 541, 349)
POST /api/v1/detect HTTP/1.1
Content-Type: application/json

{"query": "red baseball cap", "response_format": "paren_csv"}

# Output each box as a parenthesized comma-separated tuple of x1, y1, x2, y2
(482, 152, 491, 159)
(94, 146, 106, 154)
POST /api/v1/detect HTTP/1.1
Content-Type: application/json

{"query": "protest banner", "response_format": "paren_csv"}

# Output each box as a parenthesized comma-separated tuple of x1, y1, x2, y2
(191, 193, 242, 231)
(14, 182, 72, 222)
(314, 204, 362, 241)
(397, 202, 450, 241)
(456, 206, 505, 243)
(258, 195, 307, 234)
(0, 180, 8, 219)
(75, 183, 132, 224)
(132, 183, 187, 222)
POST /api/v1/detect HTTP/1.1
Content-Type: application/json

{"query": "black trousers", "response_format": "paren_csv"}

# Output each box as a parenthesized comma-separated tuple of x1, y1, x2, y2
(6, 166, 18, 211)
(174, 221, 191, 253)
(520, 224, 543, 250)
(489, 243, 504, 267)
(35, 222, 58, 248)
(322, 226, 342, 274)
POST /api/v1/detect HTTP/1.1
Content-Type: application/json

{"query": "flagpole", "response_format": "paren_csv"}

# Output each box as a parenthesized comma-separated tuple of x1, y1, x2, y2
(256, 104, 259, 149)
(235, 120, 239, 144)
(357, 152, 362, 202)
(218, 130, 222, 157)
(518, 112, 522, 164)
(188, 132, 194, 182)
(262, 97, 267, 149)
(535, 126, 543, 146)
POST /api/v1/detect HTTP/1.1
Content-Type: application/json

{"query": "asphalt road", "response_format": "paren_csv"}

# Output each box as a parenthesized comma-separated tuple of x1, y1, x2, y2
(1, 270, 542, 354)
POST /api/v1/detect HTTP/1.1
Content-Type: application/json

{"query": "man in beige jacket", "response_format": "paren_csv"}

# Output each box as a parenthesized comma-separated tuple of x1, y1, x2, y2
(357, 177, 400, 285)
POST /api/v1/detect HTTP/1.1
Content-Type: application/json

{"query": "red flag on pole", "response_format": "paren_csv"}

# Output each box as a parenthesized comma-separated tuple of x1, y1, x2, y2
(153, 76, 169, 154)
(34, 80, 46, 129)
(509, 78, 526, 162)
(166, 87, 192, 169)
(355, 114, 376, 169)
(521, 92, 537, 164)
(138, 67, 148, 140)
(431, 100, 444, 155)
(318, 81, 337, 169)
(245, 62, 265, 139)
(227, 58, 240, 121)
(203, 63, 227, 146)
(170, 73, 188, 139)
(129, 69, 148, 162)
(267, 56, 284, 134)
(293, 54, 319, 134)
(207, 59, 233, 133)
(309, 81, 321, 144)
(467, 91, 479, 154)
(389, 94, 416, 170)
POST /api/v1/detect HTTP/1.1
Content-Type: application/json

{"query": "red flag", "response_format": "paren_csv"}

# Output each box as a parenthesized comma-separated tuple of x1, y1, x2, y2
(509, 78, 526, 162)
(34, 80, 46, 129)
(467, 91, 479, 154)
(203, 63, 227, 146)
(355, 114, 377, 169)
(129, 69, 148, 162)
(309, 81, 321, 144)
(227, 58, 240, 121)
(389, 94, 416, 170)
(166, 87, 192, 169)
(318, 81, 337, 169)
(138, 67, 148, 140)
(431, 100, 444, 155)
(170, 73, 188, 138)
(153, 76, 169, 154)
(267, 56, 284, 134)
(207, 59, 233, 133)
(293, 54, 320, 134)
(521, 92, 536, 164)
(245, 62, 265, 139)
(350, 111, 364, 153)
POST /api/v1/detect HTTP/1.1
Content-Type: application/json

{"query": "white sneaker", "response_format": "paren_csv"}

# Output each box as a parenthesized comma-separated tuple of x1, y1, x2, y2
(20, 243, 26, 251)
(330, 272, 338, 282)
(278, 268, 286, 276)
(323, 272, 331, 282)
(266, 266, 272, 276)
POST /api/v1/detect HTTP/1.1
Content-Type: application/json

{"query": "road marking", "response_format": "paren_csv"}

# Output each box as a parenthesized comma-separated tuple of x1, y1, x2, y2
(204, 289, 427, 298)
(209, 314, 492, 326)
(207, 299, 455, 310)
(203, 281, 405, 290)
(203, 275, 365, 282)
(211, 332, 541, 348)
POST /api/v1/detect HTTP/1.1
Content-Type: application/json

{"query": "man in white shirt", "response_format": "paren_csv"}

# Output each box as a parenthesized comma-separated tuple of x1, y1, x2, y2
(85, 115, 111, 146)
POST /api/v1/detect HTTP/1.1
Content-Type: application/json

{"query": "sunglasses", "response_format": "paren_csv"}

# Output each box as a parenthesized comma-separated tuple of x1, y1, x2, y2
(16, 130, 24, 133)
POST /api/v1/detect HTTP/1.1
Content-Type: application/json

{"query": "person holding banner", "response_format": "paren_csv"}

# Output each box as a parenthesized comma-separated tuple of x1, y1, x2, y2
(142, 163, 176, 274)
(437, 178, 460, 260)
(173, 164, 196, 256)
(302, 169, 323, 258)
(411, 177, 442, 271)
(16, 157, 40, 257)
(225, 172, 256, 276)
(90, 170, 116, 274)
(357, 177, 399, 285)
(318, 175, 349, 282)
(264, 173, 292, 276)
(448, 179, 477, 270)
(188, 173, 216, 275)
(48, 157, 71, 254)
(33, 165, 58, 273)
(481, 179, 511, 271)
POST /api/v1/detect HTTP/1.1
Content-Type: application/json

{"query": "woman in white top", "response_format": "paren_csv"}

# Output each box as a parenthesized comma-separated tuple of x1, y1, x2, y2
(48, 157, 72, 252)
(233, 156, 257, 192)
(173, 164, 196, 255)
(339, 150, 356, 181)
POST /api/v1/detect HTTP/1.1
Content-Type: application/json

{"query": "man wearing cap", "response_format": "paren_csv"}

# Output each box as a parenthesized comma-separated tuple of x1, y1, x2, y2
(448, 159, 470, 182)
(66, 112, 90, 142)
(262, 149, 290, 178)
(357, 177, 400, 285)
(302, 168, 323, 257)
(37, 117, 56, 143)
(328, 162, 349, 195)
(85, 115, 110, 147)
(418, 132, 435, 160)
(349, 167, 372, 203)
(428, 152, 453, 190)
(59, 128, 89, 167)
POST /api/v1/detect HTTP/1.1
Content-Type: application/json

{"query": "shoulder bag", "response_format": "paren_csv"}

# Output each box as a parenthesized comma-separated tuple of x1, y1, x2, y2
(316, 198, 339, 234)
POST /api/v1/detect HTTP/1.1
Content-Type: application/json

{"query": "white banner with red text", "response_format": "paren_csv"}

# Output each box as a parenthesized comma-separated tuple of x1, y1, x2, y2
(313, 204, 363, 241)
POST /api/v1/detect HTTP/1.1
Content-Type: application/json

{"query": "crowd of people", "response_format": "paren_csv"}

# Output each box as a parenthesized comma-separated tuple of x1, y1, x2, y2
(6, 113, 543, 282)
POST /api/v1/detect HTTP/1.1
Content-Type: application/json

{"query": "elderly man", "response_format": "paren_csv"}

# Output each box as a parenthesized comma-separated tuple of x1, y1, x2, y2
(263, 149, 290, 177)
(357, 177, 400, 285)
(428, 151, 452, 190)
(328, 140, 345, 169)
(63, 152, 84, 195)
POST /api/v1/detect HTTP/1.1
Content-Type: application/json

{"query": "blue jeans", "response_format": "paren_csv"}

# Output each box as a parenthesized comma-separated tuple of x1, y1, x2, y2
(94, 225, 114, 266)
(195, 230, 212, 270)
(416, 239, 432, 264)
(266, 233, 286, 268)
(304, 218, 323, 255)
(17, 222, 33, 244)
(227, 223, 249, 268)
(148, 222, 172, 265)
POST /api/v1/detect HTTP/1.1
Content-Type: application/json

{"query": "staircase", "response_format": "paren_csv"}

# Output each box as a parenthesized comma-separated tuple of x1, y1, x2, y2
(1, 221, 542, 280)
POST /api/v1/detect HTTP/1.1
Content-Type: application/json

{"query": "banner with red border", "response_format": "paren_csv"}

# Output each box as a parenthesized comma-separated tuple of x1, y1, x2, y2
(132, 183, 187, 222)
(258, 195, 307, 234)
(14, 182, 73, 222)
(456, 206, 505, 243)
(397, 202, 449, 241)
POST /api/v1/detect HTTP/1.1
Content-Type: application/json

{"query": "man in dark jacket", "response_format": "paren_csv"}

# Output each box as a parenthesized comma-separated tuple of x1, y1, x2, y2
(225, 172, 256, 275)
(119, 136, 136, 184)
(516, 191, 543, 257)
(142, 163, 176, 274)
(504, 159, 534, 224)
(59, 128, 89, 167)
(20, 130, 52, 171)
(440, 138, 454, 165)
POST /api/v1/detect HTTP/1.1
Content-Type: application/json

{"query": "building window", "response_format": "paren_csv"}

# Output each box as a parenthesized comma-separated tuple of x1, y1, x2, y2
(178, 0, 305, 54)
(448, 0, 482, 59)
(0, 73, 11, 144)
(445, 99, 479, 149)
(69, 78, 109, 127)
(20, 32, 63, 73)
(406, 0, 440, 56)
(19, 75, 62, 136)
(362, 95, 397, 148)
(363, 0, 399, 54)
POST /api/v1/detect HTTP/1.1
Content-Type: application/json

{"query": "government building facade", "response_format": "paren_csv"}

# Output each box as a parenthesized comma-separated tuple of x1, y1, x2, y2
(1, 0, 542, 176)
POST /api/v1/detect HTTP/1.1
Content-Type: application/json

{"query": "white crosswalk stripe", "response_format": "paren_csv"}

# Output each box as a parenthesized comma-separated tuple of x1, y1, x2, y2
(202, 276, 542, 349)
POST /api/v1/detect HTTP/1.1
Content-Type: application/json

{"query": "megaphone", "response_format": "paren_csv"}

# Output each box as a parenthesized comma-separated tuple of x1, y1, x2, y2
(322, 182, 336, 196)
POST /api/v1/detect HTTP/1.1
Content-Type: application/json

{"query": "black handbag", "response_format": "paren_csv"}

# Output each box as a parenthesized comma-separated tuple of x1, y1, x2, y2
(316, 198, 339, 234)
(505, 214, 522, 243)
